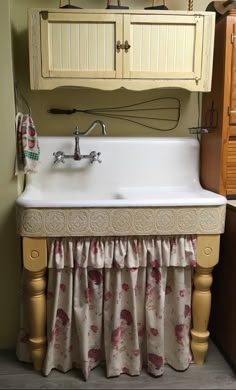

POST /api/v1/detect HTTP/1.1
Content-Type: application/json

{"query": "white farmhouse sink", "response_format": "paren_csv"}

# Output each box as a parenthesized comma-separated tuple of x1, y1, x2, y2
(16, 136, 226, 237)
(16, 136, 226, 208)
(16, 136, 227, 376)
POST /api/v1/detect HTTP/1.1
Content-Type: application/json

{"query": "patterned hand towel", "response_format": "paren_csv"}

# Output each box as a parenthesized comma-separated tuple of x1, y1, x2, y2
(15, 113, 40, 175)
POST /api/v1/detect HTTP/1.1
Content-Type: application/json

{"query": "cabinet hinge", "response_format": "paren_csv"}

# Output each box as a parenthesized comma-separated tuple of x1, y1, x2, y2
(231, 33, 236, 44)
(194, 15, 201, 22)
(40, 11, 48, 20)
(228, 106, 236, 115)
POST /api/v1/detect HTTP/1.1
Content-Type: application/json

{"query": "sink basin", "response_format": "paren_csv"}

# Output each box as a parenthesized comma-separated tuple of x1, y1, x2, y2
(17, 136, 226, 208)
(16, 136, 226, 237)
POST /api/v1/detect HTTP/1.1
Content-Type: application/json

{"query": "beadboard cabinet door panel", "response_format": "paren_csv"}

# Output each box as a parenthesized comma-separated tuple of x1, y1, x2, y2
(41, 12, 123, 79)
(123, 14, 203, 81)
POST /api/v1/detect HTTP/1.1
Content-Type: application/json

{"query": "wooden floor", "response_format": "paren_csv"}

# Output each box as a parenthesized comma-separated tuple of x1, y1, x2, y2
(1, 338, 236, 389)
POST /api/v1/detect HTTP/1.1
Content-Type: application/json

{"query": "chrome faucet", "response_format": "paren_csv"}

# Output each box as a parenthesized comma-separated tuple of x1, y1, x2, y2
(73, 120, 107, 160)
(53, 120, 107, 164)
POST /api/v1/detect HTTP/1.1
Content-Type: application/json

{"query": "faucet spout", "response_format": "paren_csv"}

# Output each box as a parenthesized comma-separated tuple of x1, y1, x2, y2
(79, 120, 107, 137)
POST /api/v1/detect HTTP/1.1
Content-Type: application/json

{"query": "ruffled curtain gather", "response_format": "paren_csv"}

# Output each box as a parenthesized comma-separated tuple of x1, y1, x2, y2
(17, 235, 197, 381)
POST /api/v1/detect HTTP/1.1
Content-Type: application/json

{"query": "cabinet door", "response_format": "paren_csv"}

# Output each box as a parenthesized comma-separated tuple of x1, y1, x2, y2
(40, 12, 123, 78)
(123, 14, 203, 81)
(229, 23, 236, 125)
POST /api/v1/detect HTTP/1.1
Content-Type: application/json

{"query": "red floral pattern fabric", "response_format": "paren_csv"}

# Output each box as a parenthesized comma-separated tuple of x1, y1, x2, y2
(17, 235, 196, 381)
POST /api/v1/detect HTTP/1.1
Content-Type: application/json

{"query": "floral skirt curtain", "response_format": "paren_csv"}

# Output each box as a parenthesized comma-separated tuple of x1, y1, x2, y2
(17, 235, 197, 381)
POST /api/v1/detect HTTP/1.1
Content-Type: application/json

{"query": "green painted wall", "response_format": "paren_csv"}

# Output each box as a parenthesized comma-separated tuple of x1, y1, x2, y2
(0, 0, 22, 349)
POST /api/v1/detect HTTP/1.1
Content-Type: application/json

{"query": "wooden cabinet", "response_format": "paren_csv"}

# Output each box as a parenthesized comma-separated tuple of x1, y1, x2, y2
(201, 11, 236, 368)
(28, 8, 215, 91)
(210, 203, 236, 369)
(201, 10, 236, 197)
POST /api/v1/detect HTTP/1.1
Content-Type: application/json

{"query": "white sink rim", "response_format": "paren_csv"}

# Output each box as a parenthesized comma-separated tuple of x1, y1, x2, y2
(16, 186, 227, 208)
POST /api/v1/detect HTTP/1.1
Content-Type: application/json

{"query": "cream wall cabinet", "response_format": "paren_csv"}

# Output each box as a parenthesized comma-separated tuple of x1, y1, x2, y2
(29, 9, 215, 91)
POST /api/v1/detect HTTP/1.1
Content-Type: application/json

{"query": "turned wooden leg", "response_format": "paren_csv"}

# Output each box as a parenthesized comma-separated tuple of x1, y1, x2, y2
(191, 234, 220, 364)
(23, 237, 47, 371)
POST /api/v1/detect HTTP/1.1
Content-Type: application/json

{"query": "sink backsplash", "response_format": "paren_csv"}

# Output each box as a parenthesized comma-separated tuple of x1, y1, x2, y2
(30, 136, 201, 192)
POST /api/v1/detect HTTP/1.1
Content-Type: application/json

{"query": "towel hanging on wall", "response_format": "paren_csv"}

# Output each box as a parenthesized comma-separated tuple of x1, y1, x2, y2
(15, 113, 40, 175)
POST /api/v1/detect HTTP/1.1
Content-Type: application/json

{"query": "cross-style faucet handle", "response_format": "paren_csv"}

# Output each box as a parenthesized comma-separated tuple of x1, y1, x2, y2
(96, 152, 102, 163)
(53, 151, 65, 163)
(89, 151, 102, 163)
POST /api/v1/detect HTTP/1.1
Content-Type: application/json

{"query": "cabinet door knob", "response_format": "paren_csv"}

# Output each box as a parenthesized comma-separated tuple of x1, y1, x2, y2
(116, 40, 123, 52)
(124, 40, 131, 52)
(117, 40, 131, 52)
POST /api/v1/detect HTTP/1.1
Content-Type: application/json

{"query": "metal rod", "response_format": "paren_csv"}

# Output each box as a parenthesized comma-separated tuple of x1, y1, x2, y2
(188, 0, 193, 11)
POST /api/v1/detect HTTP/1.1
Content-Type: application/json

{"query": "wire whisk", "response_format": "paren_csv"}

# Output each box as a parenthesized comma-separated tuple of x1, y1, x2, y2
(48, 97, 181, 132)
